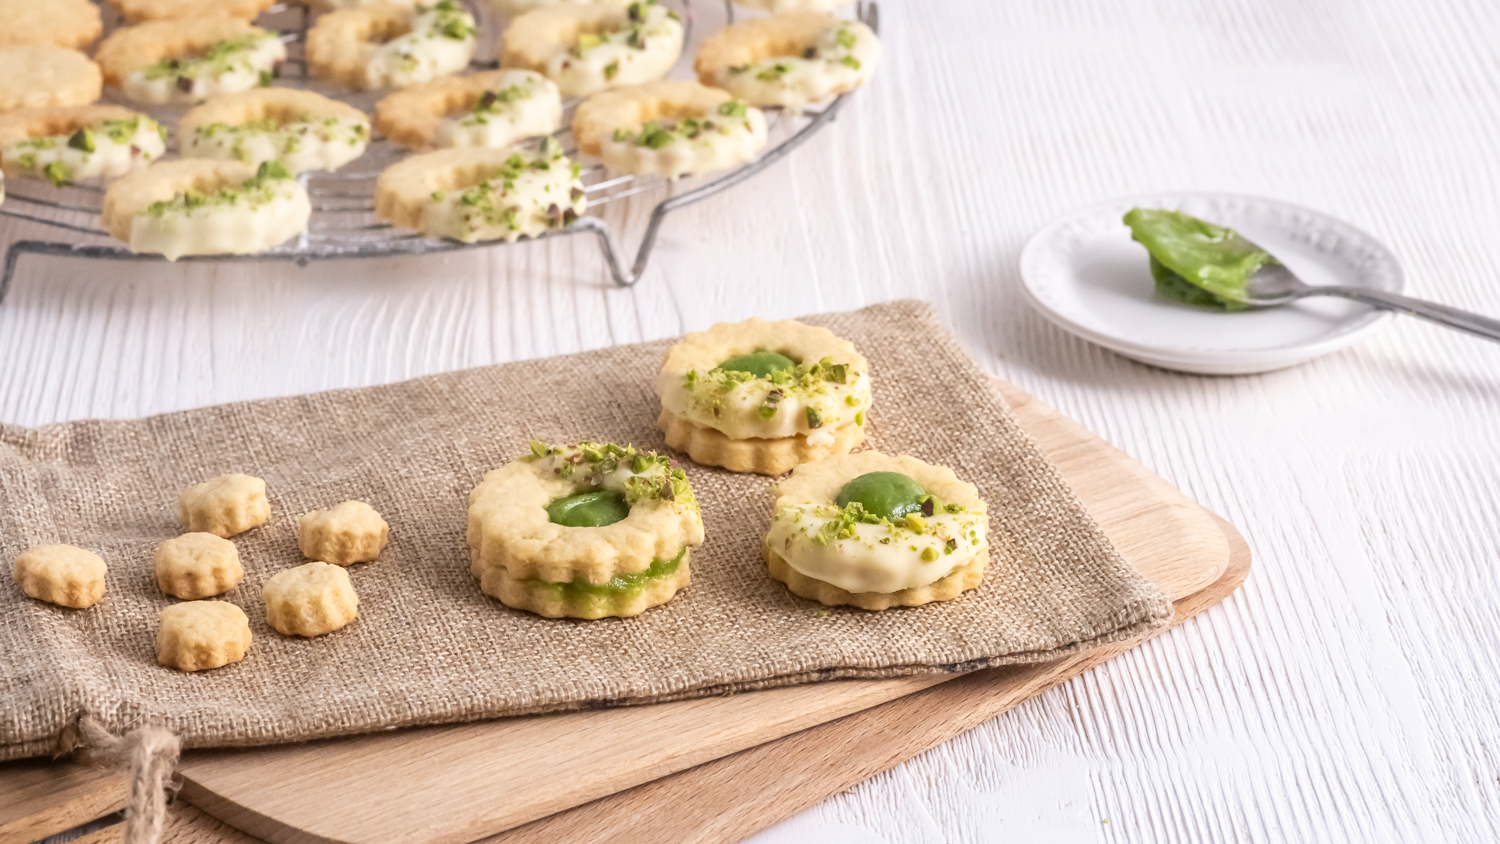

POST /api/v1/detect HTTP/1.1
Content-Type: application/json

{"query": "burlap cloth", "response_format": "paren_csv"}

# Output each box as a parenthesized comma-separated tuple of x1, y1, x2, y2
(0, 300, 1172, 762)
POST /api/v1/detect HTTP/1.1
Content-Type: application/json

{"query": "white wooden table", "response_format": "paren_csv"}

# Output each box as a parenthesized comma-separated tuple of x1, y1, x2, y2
(6, 0, 1500, 840)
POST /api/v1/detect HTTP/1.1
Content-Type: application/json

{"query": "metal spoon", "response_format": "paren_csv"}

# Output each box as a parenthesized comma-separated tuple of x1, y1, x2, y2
(1244, 261, 1500, 342)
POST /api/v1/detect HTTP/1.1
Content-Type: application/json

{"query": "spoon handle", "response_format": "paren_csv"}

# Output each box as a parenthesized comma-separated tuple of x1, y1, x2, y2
(1301, 287, 1500, 342)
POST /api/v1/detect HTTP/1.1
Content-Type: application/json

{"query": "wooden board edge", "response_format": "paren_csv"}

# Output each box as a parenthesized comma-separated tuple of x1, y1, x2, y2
(479, 514, 1251, 843)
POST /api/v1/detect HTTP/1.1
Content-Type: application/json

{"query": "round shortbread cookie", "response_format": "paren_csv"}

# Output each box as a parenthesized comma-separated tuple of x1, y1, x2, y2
(655, 317, 872, 443)
(103, 159, 312, 259)
(0, 0, 103, 50)
(156, 601, 252, 671)
(573, 80, 766, 178)
(500, 1, 684, 97)
(467, 440, 704, 584)
(657, 406, 864, 476)
(0, 47, 103, 114)
(306, 2, 478, 92)
(375, 141, 586, 242)
(476, 548, 692, 619)
(374, 69, 563, 150)
(262, 562, 359, 637)
(298, 500, 390, 565)
(176, 472, 272, 538)
(763, 451, 990, 608)
(0, 106, 167, 185)
(694, 13, 879, 109)
(178, 88, 371, 173)
(12, 544, 107, 609)
(154, 532, 244, 599)
(107, 0, 278, 24)
(96, 19, 285, 105)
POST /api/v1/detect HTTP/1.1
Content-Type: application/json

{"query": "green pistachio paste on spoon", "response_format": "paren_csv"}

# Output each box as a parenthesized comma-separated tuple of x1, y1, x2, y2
(546, 489, 631, 527)
(1123, 208, 1278, 312)
(835, 472, 930, 521)
(718, 351, 797, 379)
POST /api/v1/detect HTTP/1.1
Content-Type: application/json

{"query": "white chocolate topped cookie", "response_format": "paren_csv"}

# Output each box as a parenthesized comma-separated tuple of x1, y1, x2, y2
(307, 1, 478, 92)
(299, 500, 390, 565)
(375, 139, 586, 243)
(262, 561, 360, 637)
(572, 80, 767, 179)
(12, 544, 107, 609)
(468, 440, 704, 618)
(156, 600, 253, 671)
(178, 472, 271, 538)
(103, 159, 312, 260)
(375, 69, 564, 151)
(764, 451, 989, 610)
(0, 106, 165, 186)
(96, 20, 287, 106)
(655, 317, 871, 474)
(695, 13, 879, 110)
(154, 532, 244, 599)
(501, 0, 684, 97)
(178, 89, 371, 175)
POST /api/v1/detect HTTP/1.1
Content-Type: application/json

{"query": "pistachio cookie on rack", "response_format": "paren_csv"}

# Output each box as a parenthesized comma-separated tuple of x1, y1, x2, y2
(0, 47, 103, 114)
(695, 13, 879, 110)
(375, 69, 563, 151)
(0, 0, 102, 50)
(107, 0, 278, 24)
(764, 451, 989, 610)
(468, 440, 705, 619)
(573, 80, 767, 178)
(307, 1, 478, 92)
(96, 19, 287, 105)
(103, 160, 312, 260)
(179, 89, 371, 174)
(0, 106, 165, 187)
(655, 317, 871, 475)
(500, 0, 684, 97)
(375, 138, 586, 243)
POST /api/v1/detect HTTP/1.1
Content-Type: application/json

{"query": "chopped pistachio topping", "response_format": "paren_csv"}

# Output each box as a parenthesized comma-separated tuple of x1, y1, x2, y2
(524, 439, 696, 512)
(142, 159, 292, 218)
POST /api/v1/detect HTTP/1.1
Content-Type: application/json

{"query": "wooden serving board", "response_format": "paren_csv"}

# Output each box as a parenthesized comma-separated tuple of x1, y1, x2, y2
(0, 380, 1247, 844)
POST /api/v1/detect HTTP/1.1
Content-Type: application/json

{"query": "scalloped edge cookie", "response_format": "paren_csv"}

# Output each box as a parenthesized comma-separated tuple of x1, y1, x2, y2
(477, 548, 692, 618)
(657, 406, 864, 476)
(765, 544, 987, 611)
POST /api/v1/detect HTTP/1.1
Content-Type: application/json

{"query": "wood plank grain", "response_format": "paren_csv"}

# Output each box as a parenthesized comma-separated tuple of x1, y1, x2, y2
(0, 760, 124, 844)
(487, 514, 1249, 843)
(170, 379, 1227, 844)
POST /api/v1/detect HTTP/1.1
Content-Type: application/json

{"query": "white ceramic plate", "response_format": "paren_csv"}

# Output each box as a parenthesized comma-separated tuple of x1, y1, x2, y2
(1018, 193, 1405, 375)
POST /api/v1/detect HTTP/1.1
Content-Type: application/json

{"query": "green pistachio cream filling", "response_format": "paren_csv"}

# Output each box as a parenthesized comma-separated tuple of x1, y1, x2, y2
(718, 350, 797, 378)
(1123, 208, 1278, 312)
(835, 472, 931, 521)
(546, 488, 631, 527)
(523, 546, 686, 600)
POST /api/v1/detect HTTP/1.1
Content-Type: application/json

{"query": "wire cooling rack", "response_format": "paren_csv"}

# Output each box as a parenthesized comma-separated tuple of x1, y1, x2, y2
(0, 0, 879, 303)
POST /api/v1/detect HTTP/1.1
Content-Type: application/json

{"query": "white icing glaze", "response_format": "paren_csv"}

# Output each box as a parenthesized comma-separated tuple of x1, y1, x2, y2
(542, 3, 683, 97)
(671, 364, 870, 440)
(715, 20, 879, 110)
(129, 177, 311, 261)
(2, 118, 165, 184)
(599, 101, 768, 178)
(437, 70, 563, 149)
(123, 35, 287, 105)
(181, 117, 370, 174)
(421, 145, 586, 242)
(361, 6, 477, 89)
(766, 502, 988, 594)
